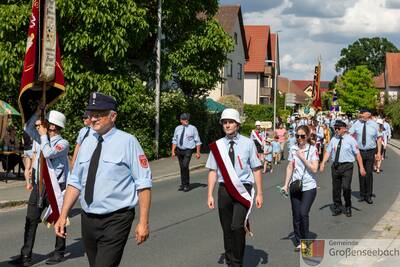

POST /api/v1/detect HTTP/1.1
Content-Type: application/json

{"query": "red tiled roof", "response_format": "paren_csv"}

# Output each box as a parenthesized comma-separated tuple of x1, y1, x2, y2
(244, 25, 270, 73)
(215, 5, 249, 60)
(278, 77, 308, 104)
(292, 80, 330, 93)
(386, 53, 400, 87)
(374, 73, 385, 89)
(271, 33, 277, 62)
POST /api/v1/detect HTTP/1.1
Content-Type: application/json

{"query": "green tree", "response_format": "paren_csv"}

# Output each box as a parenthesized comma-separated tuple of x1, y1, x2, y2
(384, 99, 400, 128)
(335, 37, 398, 76)
(0, 0, 233, 158)
(334, 66, 378, 113)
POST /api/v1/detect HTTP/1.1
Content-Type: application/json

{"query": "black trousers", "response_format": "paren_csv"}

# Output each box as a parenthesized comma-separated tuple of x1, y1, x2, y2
(358, 149, 376, 198)
(331, 163, 353, 208)
(290, 188, 317, 246)
(81, 208, 135, 267)
(176, 148, 193, 186)
(21, 184, 66, 257)
(218, 184, 251, 267)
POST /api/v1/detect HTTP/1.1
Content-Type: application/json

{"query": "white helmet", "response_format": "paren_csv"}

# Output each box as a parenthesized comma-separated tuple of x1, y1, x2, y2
(220, 108, 241, 124)
(46, 110, 66, 128)
(376, 118, 384, 125)
(255, 120, 261, 126)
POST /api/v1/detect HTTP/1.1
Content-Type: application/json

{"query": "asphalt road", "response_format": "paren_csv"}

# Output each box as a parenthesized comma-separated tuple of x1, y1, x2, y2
(1, 148, 399, 267)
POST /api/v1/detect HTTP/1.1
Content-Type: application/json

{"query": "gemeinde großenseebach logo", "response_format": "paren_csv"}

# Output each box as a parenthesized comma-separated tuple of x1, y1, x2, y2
(299, 239, 400, 266)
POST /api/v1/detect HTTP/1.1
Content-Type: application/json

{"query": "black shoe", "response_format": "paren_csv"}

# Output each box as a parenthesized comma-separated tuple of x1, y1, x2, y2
(9, 255, 32, 267)
(178, 185, 184, 191)
(344, 207, 352, 217)
(365, 198, 373, 204)
(358, 197, 365, 202)
(331, 208, 342, 216)
(183, 185, 190, 192)
(45, 254, 64, 265)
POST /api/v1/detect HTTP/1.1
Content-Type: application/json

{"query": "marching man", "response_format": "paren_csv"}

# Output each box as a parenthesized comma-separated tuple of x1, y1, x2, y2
(207, 108, 263, 267)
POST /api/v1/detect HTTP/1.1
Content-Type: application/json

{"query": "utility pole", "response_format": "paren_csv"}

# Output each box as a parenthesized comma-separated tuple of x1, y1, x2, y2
(273, 31, 280, 132)
(154, 0, 162, 158)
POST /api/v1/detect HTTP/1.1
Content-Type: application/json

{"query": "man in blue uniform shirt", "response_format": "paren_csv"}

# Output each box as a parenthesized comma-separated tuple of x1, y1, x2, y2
(348, 109, 382, 204)
(320, 120, 366, 217)
(10, 110, 69, 266)
(171, 113, 201, 192)
(55, 92, 152, 267)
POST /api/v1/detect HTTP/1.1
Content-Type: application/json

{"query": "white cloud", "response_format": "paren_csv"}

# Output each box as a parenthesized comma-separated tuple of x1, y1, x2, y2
(283, 0, 357, 18)
(386, 0, 400, 9)
(240, 0, 400, 80)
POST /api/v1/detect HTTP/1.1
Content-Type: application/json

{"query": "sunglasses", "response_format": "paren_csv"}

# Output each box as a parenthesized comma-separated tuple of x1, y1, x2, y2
(334, 127, 345, 130)
(295, 134, 306, 139)
(88, 110, 111, 119)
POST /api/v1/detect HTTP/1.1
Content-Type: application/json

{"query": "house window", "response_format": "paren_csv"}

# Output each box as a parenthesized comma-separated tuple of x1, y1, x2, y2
(237, 63, 242, 79)
(234, 32, 238, 44)
(226, 59, 232, 77)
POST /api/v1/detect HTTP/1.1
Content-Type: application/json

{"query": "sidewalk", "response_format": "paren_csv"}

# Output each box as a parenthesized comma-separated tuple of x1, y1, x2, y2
(0, 153, 208, 209)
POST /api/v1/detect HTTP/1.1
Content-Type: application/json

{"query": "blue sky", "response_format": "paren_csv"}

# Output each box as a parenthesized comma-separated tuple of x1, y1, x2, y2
(220, 0, 400, 81)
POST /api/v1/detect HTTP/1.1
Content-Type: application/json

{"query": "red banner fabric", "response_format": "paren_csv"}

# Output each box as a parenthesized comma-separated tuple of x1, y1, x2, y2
(18, 0, 65, 124)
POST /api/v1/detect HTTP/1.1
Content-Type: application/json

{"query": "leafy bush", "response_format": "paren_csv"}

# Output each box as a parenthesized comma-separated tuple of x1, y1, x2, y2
(243, 104, 274, 122)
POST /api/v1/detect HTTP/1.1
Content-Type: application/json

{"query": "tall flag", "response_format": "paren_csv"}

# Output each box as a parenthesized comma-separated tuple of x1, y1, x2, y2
(18, 0, 65, 124)
(311, 60, 322, 111)
(18, 0, 65, 225)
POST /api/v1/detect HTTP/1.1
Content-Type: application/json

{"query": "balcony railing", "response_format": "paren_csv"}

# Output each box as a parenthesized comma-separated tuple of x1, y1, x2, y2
(264, 66, 273, 75)
(260, 86, 272, 97)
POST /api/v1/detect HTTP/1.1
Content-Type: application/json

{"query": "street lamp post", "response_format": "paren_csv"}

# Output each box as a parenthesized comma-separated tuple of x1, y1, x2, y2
(154, 0, 162, 159)
(265, 31, 280, 132)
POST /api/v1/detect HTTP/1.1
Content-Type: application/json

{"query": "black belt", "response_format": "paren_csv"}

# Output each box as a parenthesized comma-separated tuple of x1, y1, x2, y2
(359, 148, 376, 152)
(334, 162, 353, 166)
(83, 206, 134, 218)
(219, 182, 252, 188)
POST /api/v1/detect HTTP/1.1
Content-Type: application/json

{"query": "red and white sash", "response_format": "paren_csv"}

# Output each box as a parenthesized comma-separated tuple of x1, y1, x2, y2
(41, 158, 64, 226)
(209, 139, 255, 235)
(251, 130, 263, 146)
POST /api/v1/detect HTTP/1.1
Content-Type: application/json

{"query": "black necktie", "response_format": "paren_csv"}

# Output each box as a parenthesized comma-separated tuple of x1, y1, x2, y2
(362, 121, 367, 146)
(179, 126, 186, 147)
(334, 136, 343, 164)
(229, 141, 235, 167)
(85, 135, 103, 205)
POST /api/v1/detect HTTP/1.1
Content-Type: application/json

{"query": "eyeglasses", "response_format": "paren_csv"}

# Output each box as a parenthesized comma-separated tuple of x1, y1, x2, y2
(88, 110, 111, 119)
(295, 134, 306, 139)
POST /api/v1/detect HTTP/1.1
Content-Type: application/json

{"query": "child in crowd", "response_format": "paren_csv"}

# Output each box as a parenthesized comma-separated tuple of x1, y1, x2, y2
(272, 135, 281, 164)
(263, 138, 273, 173)
(287, 131, 297, 157)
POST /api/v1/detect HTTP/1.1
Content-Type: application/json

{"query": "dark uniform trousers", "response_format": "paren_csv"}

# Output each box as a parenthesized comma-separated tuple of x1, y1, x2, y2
(290, 188, 317, 246)
(21, 182, 66, 257)
(81, 208, 135, 267)
(176, 148, 193, 186)
(218, 183, 251, 267)
(358, 148, 376, 198)
(331, 162, 353, 208)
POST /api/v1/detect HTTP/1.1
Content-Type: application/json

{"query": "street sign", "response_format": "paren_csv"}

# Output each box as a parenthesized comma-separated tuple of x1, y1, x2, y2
(285, 93, 296, 106)
(261, 121, 272, 129)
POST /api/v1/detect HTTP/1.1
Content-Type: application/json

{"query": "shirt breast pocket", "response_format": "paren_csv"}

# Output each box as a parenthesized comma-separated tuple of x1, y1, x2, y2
(102, 155, 129, 179)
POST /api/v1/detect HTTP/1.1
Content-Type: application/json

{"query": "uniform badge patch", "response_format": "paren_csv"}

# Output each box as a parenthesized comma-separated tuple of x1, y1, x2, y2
(139, 155, 149, 168)
(55, 144, 63, 151)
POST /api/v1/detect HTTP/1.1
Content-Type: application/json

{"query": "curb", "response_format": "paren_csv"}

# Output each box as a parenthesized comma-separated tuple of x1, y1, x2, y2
(0, 200, 28, 210)
(388, 141, 400, 150)
(0, 164, 207, 210)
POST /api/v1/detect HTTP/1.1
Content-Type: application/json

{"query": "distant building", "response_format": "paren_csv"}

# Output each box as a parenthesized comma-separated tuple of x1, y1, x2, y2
(374, 53, 400, 102)
(243, 26, 278, 105)
(278, 77, 308, 109)
(209, 5, 249, 101)
(291, 80, 330, 98)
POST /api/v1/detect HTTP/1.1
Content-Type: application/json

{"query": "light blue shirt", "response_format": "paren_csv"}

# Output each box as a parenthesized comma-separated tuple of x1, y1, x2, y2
(263, 144, 273, 162)
(76, 126, 92, 145)
(206, 134, 261, 184)
(287, 136, 297, 151)
(288, 144, 319, 191)
(272, 140, 281, 153)
(25, 114, 70, 184)
(383, 122, 392, 140)
(326, 134, 359, 163)
(349, 120, 382, 150)
(172, 124, 202, 150)
(68, 127, 152, 214)
(315, 125, 324, 141)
